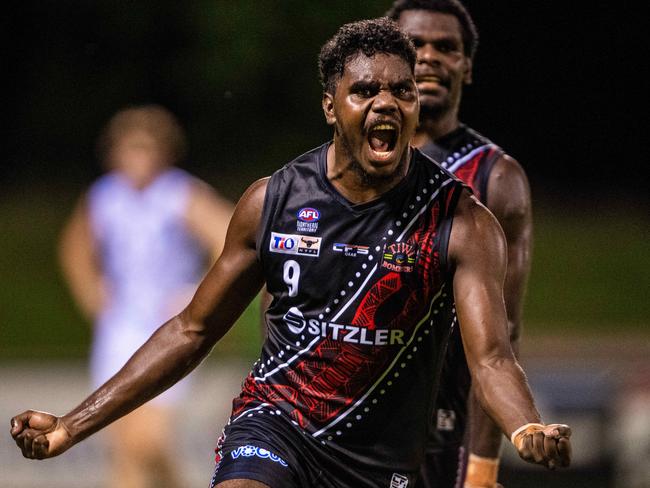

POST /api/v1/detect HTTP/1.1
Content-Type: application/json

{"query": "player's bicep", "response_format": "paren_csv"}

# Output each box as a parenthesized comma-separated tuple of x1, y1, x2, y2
(485, 155, 532, 271)
(449, 193, 511, 370)
(182, 178, 268, 339)
(485, 155, 533, 341)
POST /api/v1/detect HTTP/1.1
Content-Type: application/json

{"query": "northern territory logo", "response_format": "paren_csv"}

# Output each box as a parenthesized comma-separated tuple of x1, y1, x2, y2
(332, 242, 369, 257)
(381, 241, 418, 273)
(270, 232, 321, 257)
(296, 207, 320, 233)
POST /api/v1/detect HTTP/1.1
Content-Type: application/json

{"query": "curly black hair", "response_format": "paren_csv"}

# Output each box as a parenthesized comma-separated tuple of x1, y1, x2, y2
(385, 0, 478, 59)
(318, 17, 416, 94)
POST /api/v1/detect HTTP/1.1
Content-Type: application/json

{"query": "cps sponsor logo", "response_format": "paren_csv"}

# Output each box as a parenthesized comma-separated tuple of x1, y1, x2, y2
(296, 207, 320, 233)
(270, 232, 321, 257)
(230, 445, 288, 467)
(332, 242, 369, 257)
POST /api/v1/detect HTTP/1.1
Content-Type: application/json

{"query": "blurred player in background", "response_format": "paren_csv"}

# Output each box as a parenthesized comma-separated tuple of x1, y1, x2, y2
(58, 104, 234, 488)
(387, 1, 533, 487)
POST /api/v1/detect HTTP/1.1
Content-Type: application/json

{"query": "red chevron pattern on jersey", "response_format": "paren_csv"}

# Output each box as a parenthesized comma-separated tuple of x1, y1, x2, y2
(453, 145, 500, 200)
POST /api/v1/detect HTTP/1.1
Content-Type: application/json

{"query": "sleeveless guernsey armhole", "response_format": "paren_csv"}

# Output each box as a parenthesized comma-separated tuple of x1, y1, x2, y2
(437, 183, 466, 279)
(256, 174, 282, 264)
(474, 147, 504, 206)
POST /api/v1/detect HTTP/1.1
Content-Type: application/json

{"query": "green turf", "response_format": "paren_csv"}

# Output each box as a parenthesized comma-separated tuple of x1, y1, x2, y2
(525, 206, 649, 332)
(1, 189, 647, 360)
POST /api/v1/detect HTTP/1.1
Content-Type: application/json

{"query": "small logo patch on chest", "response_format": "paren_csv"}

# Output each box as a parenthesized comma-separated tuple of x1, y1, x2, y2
(436, 409, 456, 431)
(381, 242, 418, 273)
(270, 232, 321, 257)
(332, 243, 370, 257)
(296, 207, 320, 233)
(390, 473, 409, 488)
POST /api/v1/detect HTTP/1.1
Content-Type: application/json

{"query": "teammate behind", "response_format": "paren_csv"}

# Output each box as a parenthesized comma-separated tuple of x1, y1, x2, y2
(12, 19, 566, 488)
(388, 2, 534, 487)
(58, 105, 234, 488)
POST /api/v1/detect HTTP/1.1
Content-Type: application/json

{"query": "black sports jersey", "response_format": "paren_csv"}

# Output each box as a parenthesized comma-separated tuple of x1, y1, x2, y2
(420, 125, 504, 451)
(223, 142, 466, 480)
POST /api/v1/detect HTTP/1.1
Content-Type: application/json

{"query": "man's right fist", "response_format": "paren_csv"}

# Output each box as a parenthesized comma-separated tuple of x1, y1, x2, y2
(10, 410, 73, 459)
(511, 423, 572, 469)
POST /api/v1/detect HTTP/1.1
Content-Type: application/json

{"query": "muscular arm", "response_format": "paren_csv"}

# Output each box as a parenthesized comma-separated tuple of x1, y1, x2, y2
(11, 178, 268, 459)
(467, 155, 533, 458)
(58, 196, 106, 321)
(449, 191, 568, 469)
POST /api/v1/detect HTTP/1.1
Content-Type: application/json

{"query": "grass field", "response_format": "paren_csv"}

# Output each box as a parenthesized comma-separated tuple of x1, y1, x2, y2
(1, 187, 648, 360)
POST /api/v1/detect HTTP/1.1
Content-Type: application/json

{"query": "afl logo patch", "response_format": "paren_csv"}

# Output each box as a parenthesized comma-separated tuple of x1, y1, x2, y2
(296, 208, 320, 233)
(297, 208, 320, 222)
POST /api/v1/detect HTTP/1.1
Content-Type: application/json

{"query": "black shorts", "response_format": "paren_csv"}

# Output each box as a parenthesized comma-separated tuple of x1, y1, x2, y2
(415, 444, 467, 488)
(211, 442, 299, 488)
(210, 405, 418, 488)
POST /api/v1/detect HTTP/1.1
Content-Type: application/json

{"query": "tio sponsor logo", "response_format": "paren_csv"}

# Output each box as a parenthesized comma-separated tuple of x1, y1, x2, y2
(270, 232, 321, 257)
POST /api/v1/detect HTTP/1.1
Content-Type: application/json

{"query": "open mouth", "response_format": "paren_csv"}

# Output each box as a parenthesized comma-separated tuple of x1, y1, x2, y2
(416, 74, 442, 84)
(367, 123, 398, 158)
(415, 74, 447, 92)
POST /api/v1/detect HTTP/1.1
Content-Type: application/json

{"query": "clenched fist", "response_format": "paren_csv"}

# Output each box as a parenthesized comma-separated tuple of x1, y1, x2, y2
(10, 410, 73, 459)
(511, 423, 572, 469)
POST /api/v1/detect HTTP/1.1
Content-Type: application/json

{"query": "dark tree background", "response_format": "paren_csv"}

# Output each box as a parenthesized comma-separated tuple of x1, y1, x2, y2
(4, 1, 646, 206)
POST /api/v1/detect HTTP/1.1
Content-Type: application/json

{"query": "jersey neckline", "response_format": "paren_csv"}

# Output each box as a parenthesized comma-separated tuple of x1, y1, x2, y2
(316, 141, 417, 214)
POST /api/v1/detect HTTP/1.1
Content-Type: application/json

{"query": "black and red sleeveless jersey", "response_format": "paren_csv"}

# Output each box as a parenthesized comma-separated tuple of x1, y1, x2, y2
(228, 142, 466, 473)
(420, 125, 505, 450)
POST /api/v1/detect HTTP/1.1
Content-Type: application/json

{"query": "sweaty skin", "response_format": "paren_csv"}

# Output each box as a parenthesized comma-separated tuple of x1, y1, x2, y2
(10, 53, 564, 486)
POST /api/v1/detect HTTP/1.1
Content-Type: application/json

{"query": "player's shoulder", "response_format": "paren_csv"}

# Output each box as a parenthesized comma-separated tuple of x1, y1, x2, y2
(463, 126, 521, 171)
(88, 171, 120, 194)
(486, 153, 531, 218)
(463, 125, 529, 206)
(272, 142, 328, 177)
(449, 189, 507, 263)
(265, 142, 329, 196)
(86, 171, 128, 211)
(463, 125, 499, 149)
(240, 177, 270, 207)
(455, 189, 499, 226)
